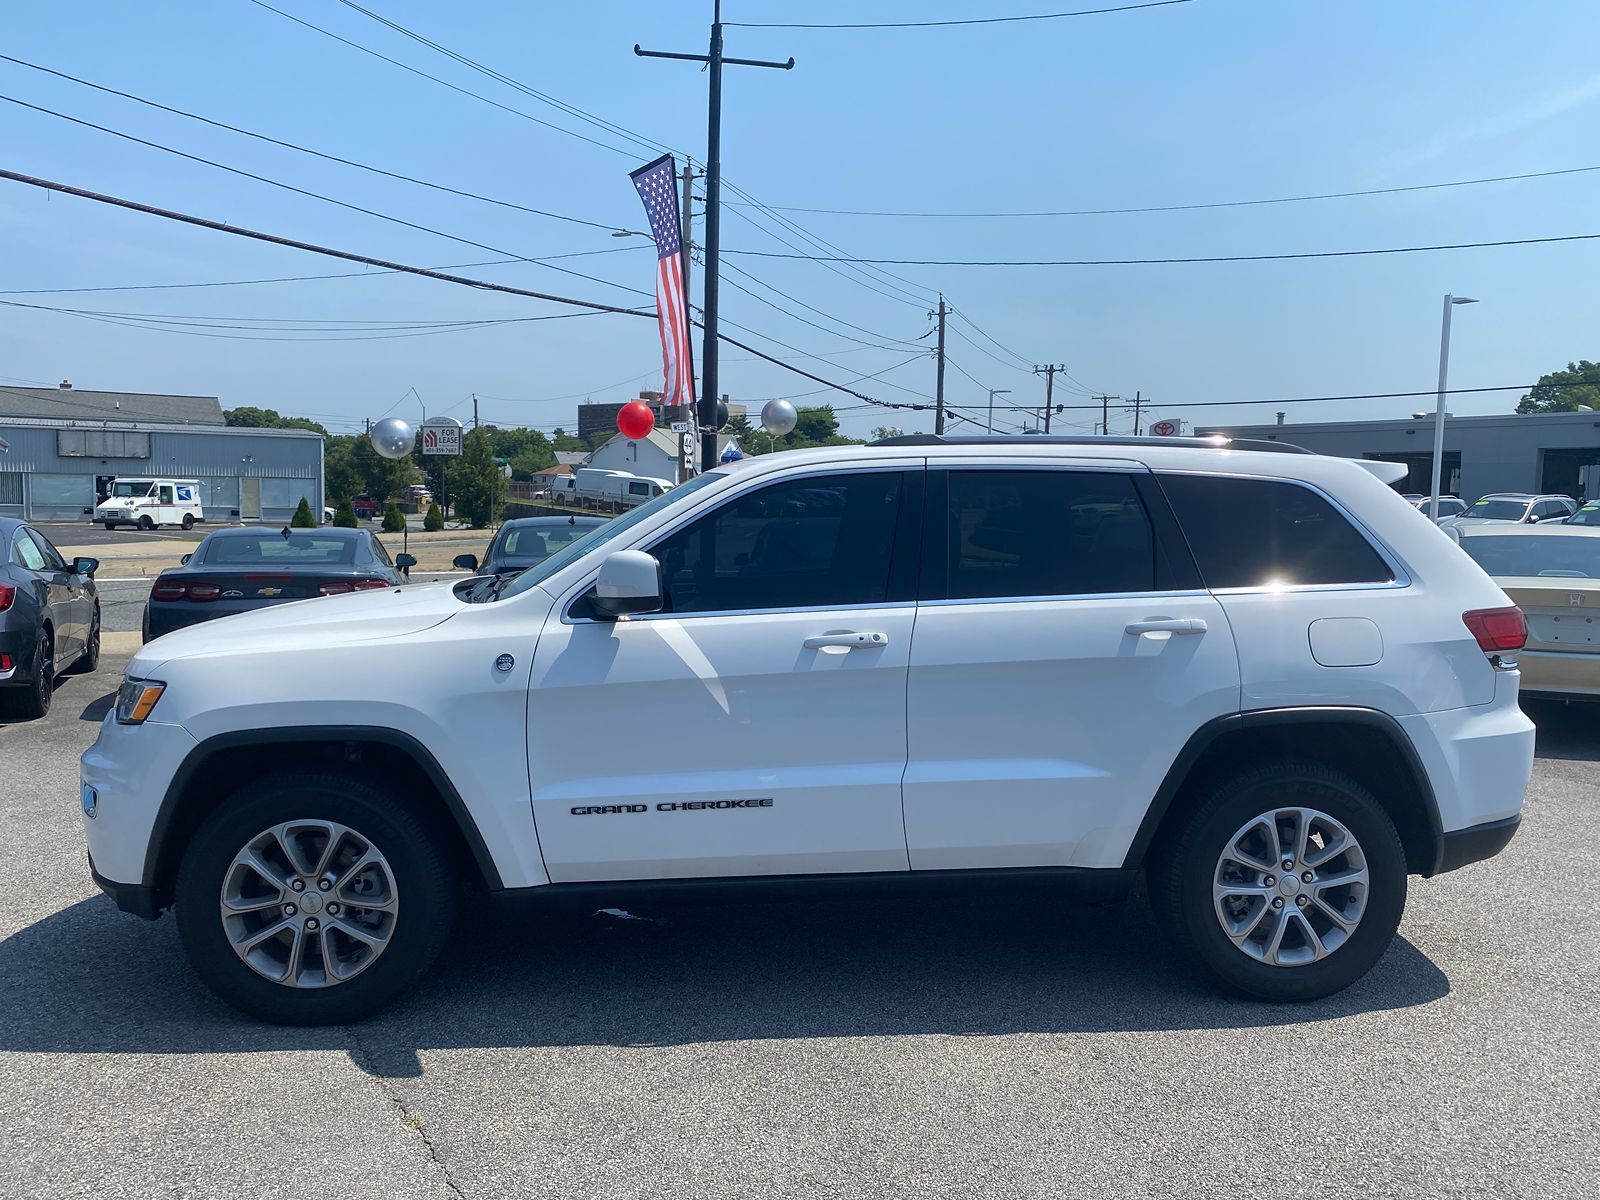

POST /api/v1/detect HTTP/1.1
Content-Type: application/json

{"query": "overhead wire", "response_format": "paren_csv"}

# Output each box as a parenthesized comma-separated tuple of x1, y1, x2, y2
(725, 1, 1196, 30)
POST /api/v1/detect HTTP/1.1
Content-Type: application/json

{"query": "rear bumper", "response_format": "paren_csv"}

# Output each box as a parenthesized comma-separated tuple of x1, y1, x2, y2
(1516, 649, 1600, 699)
(1437, 814, 1521, 874)
(0, 625, 37, 686)
(90, 856, 163, 919)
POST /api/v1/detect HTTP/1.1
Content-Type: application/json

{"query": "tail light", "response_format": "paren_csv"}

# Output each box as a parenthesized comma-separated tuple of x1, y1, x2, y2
(0, 653, 13, 671)
(318, 582, 353, 596)
(0, 583, 14, 612)
(1463, 606, 1527, 653)
(351, 578, 390, 591)
(150, 580, 187, 601)
(187, 583, 221, 602)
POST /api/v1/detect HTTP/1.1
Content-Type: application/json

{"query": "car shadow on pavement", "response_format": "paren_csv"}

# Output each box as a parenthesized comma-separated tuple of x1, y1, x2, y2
(79, 692, 115, 723)
(0, 887, 1449, 1078)
(1522, 700, 1600, 762)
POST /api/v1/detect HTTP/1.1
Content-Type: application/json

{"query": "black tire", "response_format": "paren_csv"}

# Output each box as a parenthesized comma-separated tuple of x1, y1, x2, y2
(67, 607, 100, 674)
(181, 513, 195, 531)
(141, 606, 152, 644)
(4, 628, 53, 720)
(137, 515, 154, 531)
(1149, 761, 1406, 1002)
(174, 771, 456, 1025)
(104, 522, 117, 532)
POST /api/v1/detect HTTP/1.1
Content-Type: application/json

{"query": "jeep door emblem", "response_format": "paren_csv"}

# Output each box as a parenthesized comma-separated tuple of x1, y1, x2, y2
(495, 653, 515, 672)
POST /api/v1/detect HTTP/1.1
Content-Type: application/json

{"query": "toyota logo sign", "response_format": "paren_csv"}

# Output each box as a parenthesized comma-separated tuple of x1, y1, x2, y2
(1150, 419, 1179, 437)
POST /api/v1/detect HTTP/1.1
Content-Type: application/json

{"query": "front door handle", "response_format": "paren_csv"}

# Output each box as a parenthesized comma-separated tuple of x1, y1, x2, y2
(1125, 618, 1207, 636)
(803, 631, 889, 650)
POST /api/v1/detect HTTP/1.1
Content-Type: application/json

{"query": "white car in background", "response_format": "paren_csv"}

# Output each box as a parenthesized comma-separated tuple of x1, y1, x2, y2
(82, 435, 1535, 1023)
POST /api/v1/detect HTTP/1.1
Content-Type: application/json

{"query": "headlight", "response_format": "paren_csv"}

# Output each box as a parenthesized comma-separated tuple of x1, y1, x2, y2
(115, 678, 167, 725)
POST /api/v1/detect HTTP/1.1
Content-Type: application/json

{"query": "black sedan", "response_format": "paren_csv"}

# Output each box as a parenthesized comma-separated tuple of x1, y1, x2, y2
(1, 517, 100, 718)
(144, 526, 415, 642)
(453, 515, 606, 578)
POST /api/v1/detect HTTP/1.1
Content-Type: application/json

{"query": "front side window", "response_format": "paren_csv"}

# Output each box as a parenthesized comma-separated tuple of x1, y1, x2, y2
(1159, 474, 1393, 589)
(27, 528, 68, 571)
(923, 470, 1157, 600)
(651, 471, 907, 614)
(158, 485, 175, 504)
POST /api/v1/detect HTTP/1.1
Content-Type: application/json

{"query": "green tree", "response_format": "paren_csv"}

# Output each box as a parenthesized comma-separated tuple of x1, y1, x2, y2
(550, 427, 590, 454)
(454, 427, 507, 529)
(871, 425, 906, 441)
(1516, 361, 1600, 413)
(423, 501, 444, 531)
(332, 498, 358, 528)
(224, 406, 327, 436)
(290, 496, 317, 528)
(381, 504, 407, 533)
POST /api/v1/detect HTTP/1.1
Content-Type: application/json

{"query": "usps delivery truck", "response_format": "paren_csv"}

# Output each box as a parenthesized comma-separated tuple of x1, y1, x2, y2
(93, 478, 205, 530)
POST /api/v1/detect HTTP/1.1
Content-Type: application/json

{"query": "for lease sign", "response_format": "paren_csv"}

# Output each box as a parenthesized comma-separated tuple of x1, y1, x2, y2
(421, 425, 461, 456)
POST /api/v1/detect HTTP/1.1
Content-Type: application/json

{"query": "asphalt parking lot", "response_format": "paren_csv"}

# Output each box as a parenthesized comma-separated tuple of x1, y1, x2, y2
(1, 661, 1596, 1199)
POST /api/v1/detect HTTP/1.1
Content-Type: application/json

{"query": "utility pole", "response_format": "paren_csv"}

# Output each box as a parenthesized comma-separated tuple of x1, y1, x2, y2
(1093, 394, 1121, 435)
(1130, 390, 1143, 436)
(933, 295, 948, 435)
(637, 3, 794, 471)
(1034, 364, 1062, 434)
(472, 393, 479, 431)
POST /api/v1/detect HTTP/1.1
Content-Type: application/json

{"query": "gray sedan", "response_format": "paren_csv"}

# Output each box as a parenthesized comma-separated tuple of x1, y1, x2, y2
(0, 517, 100, 719)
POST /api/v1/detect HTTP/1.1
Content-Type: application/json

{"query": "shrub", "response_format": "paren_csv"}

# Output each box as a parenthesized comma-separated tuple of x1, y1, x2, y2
(381, 503, 406, 533)
(423, 501, 444, 531)
(290, 497, 317, 528)
(332, 499, 358, 528)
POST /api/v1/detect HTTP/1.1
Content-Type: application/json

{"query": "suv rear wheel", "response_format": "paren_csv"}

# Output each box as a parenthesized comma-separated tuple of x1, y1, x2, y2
(174, 771, 456, 1024)
(1150, 762, 1406, 1002)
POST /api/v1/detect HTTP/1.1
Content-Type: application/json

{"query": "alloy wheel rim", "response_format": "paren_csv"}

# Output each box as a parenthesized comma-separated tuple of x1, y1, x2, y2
(1212, 806, 1369, 967)
(219, 820, 399, 988)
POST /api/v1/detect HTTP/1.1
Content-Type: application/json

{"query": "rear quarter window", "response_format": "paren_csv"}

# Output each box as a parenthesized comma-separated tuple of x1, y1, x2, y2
(1158, 474, 1393, 589)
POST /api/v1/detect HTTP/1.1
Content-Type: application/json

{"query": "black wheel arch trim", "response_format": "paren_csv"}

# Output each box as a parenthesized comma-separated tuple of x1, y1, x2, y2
(1121, 706, 1446, 876)
(146, 725, 505, 893)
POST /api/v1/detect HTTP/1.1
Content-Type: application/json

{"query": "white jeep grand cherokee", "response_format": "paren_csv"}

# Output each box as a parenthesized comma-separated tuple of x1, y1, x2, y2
(81, 435, 1535, 1024)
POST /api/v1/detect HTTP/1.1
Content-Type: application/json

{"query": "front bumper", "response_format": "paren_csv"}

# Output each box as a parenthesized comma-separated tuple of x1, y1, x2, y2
(80, 716, 198, 892)
(90, 856, 163, 919)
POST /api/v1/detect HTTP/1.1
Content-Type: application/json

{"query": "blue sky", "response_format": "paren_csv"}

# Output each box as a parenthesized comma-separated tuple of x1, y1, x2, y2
(3, 0, 1598, 440)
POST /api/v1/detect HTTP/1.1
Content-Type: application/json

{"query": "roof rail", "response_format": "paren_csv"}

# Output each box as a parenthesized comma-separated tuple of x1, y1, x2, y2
(869, 433, 1312, 455)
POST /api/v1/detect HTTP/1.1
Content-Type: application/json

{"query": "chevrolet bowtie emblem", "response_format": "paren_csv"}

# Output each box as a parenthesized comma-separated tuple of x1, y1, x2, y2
(257, 587, 282, 597)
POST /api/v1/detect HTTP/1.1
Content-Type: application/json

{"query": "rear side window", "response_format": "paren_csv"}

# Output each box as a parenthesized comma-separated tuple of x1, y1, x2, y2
(923, 470, 1157, 600)
(12, 530, 47, 571)
(1158, 475, 1393, 589)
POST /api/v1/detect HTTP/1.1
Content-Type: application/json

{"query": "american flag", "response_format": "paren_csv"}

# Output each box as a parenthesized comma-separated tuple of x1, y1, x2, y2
(629, 154, 696, 413)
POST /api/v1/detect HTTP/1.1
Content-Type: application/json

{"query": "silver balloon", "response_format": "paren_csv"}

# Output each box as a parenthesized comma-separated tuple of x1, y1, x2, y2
(369, 417, 415, 460)
(760, 398, 798, 436)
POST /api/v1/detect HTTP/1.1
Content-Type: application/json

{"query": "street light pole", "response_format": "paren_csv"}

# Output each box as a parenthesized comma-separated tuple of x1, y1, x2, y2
(1430, 295, 1478, 520)
(987, 388, 1011, 434)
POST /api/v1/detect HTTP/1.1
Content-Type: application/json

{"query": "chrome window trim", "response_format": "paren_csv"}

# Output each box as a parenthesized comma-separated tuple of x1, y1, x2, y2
(564, 599, 914, 627)
(1154, 468, 1412, 593)
(918, 587, 1210, 609)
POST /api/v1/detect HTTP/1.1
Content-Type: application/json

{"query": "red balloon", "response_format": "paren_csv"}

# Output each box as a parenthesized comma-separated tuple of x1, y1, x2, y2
(617, 401, 655, 440)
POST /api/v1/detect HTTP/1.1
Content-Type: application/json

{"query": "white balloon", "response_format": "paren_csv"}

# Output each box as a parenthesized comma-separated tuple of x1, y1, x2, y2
(761, 398, 798, 436)
(370, 417, 415, 460)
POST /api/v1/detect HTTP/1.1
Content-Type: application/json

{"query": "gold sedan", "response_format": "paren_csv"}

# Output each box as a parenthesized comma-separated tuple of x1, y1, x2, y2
(1454, 524, 1600, 700)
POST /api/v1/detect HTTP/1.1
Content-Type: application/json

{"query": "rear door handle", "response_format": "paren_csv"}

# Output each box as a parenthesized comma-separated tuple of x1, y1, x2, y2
(1125, 618, 1207, 636)
(804, 631, 889, 650)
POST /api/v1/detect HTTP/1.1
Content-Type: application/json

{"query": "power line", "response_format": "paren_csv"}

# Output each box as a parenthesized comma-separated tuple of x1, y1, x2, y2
(0, 249, 645, 296)
(725, 1, 1195, 31)
(723, 161, 1600, 218)
(1045, 383, 1578, 413)
(0, 94, 654, 300)
(718, 257, 928, 350)
(723, 232, 1600, 267)
(0, 54, 633, 235)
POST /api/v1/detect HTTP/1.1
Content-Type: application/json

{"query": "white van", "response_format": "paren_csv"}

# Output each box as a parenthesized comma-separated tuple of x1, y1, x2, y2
(574, 468, 674, 509)
(93, 478, 205, 531)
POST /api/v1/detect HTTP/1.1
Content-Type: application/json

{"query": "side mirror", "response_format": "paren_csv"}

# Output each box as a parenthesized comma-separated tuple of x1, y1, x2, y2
(180, 553, 192, 566)
(395, 553, 417, 575)
(73, 557, 99, 576)
(591, 550, 663, 618)
(452, 553, 479, 571)
(1527, 515, 1541, 524)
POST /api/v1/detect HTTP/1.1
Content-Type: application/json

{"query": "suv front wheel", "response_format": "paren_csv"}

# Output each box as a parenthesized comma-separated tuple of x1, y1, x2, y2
(1150, 762, 1407, 1002)
(174, 771, 456, 1024)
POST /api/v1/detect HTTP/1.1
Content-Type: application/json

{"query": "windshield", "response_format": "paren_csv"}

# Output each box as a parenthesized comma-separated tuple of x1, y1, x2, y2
(1460, 535, 1600, 578)
(110, 482, 154, 498)
(1467, 498, 1531, 520)
(494, 470, 726, 601)
(1568, 505, 1600, 526)
(203, 534, 358, 566)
